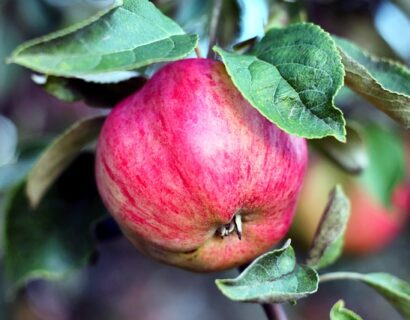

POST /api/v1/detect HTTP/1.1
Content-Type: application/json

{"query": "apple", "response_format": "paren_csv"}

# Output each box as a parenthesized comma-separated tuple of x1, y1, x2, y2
(292, 156, 409, 255)
(95, 58, 308, 272)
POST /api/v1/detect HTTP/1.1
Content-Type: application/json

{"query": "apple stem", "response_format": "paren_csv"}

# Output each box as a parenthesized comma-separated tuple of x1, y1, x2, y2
(207, 0, 223, 59)
(194, 46, 203, 58)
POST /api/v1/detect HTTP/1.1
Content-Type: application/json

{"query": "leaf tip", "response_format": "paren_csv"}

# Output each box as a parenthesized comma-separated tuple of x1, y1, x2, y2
(25, 180, 41, 209)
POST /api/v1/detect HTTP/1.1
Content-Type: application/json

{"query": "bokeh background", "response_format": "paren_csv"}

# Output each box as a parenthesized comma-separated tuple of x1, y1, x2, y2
(0, 0, 409, 319)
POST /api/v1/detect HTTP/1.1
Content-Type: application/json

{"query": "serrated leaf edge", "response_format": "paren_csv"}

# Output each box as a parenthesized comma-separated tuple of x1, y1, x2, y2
(214, 22, 347, 142)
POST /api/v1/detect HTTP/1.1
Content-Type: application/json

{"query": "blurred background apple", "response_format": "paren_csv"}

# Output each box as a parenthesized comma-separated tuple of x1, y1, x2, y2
(291, 149, 409, 255)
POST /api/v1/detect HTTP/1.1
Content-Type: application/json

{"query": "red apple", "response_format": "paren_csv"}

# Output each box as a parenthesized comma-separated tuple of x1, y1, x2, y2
(95, 58, 308, 272)
(292, 157, 409, 255)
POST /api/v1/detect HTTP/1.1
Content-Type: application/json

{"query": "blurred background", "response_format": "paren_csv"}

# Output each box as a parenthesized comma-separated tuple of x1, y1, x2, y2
(0, 0, 409, 319)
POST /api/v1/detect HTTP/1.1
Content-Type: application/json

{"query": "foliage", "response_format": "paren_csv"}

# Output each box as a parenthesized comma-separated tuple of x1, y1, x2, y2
(216, 241, 319, 303)
(2, 0, 410, 319)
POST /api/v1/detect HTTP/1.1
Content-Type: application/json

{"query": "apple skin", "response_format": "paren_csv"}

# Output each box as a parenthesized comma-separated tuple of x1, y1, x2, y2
(292, 157, 409, 255)
(95, 58, 308, 272)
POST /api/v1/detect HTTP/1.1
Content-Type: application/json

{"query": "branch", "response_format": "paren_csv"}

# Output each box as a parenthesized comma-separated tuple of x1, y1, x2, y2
(262, 303, 288, 320)
(207, 0, 223, 59)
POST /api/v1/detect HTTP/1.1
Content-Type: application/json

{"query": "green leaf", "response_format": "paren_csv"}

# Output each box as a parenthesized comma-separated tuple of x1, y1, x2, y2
(359, 124, 406, 207)
(312, 123, 368, 174)
(362, 273, 410, 319)
(4, 153, 107, 291)
(32, 74, 147, 107)
(215, 240, 319, 303)
(8, 0, 198, 77)
(306, 185, 350, 270)
(26, 115, 106, 208)
(334, 36, 410, 128)
(215, 23, 346, 141)
(330, 300, 363, 320)
(321, 272, 410, 319)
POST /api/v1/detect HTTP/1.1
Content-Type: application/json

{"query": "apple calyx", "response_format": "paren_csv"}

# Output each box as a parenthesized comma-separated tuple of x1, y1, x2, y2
(217, 213, 242, 240)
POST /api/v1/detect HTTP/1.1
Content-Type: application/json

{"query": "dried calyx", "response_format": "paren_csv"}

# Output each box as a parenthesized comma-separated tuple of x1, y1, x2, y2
(216, 214, 242, 240)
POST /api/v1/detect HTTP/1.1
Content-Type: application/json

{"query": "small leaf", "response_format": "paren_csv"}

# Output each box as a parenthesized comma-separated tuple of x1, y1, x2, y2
(215, 240, 319, 303)
(330, 300, 363, 320)
(215, 23, 346, 141)
(4, 153, 107, 291)
(32, 74, 147, 107)
(26, 115, 106, 208)
(306, 185, 350, 270)
(321, 272, 410, 319)
(312, 124, 368, 174)
(335, 36, 410, 128)
(8, 0, 198, 77)
(359, 124, 406, 207)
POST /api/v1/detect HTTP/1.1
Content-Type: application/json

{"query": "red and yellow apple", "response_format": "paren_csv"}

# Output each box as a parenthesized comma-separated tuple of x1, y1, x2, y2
(95, 58, 308, 272)
(292, 156, 409, 255)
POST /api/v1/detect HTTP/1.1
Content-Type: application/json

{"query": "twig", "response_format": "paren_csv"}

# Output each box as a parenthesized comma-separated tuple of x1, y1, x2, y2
(319, 272, 363, 283)
(262, 303, 288, 320)
(207, 0, 223, 59)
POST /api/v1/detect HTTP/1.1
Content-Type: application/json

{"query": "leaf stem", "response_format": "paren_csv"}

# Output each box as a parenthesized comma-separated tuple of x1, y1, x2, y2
(319, 272, 363, 283)
(195, 46, 203, 58)
(262, 303, 288, 320)
(207, 0, 223, 59)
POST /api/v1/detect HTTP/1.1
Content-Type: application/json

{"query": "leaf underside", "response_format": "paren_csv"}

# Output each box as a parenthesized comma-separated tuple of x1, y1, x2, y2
(26, 115, 106, 208)
(306, 185, 350, 270)
(215, 241, 319, 304)
(335, 36, 410, 128)
(8, 0, 198, 78)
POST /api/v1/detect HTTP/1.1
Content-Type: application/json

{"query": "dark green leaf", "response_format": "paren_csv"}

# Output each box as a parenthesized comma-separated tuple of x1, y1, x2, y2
(359, 124, 406, 207)
(335, 36, 410, 128)
(8, 0, 198, 77)
(330, 300, 363, 320)
(215, 240, 319, 303)
(215, 23, 346, 141)
(4, 153, 107, 291)
(312, 124, 368, 174)
(26, 115, 106, 208)
(306, 185, 350, 270)
(33, 74, 147, 107)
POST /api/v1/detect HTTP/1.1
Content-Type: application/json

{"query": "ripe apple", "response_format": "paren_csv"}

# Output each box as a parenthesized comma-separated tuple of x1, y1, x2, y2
(95, 58, 308, 272)
(292, 156, 409, 255)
